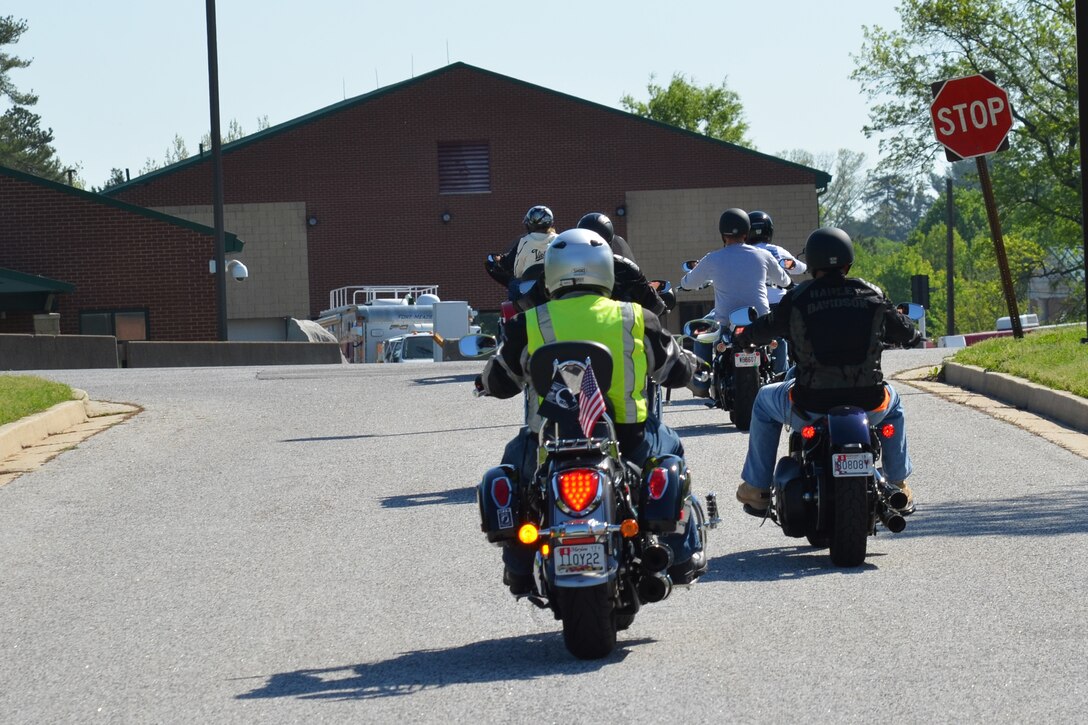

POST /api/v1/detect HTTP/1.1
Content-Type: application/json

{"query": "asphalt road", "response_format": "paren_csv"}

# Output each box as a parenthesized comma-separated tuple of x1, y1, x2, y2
(1, 349, 1085, 723)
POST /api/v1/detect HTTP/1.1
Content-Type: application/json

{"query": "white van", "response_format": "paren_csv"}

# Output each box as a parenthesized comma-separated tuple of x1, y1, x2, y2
(382, 333, 434, 363)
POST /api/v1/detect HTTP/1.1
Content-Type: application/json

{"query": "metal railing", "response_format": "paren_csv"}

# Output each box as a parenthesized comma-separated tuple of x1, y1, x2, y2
(327, 284, 439, 309)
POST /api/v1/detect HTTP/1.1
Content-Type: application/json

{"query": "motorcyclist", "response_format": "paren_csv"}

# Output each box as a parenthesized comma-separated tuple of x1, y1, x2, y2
(476, 228, 706, 594)
(576, 212, 636, 261)
(732, 227, 922, 515)
(678, 207, 792, 369)
(747, 210, 808, 374)
(484, 205, 557, 301)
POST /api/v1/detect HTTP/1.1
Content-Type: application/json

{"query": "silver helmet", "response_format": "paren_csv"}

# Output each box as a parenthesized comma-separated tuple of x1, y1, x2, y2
(544, 228, 615, 297)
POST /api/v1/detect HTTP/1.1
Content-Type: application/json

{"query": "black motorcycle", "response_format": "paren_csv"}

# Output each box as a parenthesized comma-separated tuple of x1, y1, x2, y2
(681, 307, 776, 430)
(467, 338, 718, 659)
(756, 302, 925, 567)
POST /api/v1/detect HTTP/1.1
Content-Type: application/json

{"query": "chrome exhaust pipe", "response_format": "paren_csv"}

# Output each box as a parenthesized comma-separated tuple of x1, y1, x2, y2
(637, 572, 673, 603)
(640, 536, 674, 573)
(878, 506, 906, 534)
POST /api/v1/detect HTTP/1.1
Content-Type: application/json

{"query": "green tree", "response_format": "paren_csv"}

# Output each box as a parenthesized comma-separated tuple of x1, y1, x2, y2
(0, 16, 65, 181)
(778, 148, 869, 227)
(620, 72, 751, 145)
(851, 0, 1080, 254)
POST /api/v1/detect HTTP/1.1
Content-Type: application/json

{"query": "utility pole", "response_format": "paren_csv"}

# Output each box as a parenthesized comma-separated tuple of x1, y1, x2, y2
(206, 0, 228, 341)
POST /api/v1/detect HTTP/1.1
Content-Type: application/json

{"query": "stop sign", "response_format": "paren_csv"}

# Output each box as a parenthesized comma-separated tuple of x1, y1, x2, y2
(930, 73, 1013, 161)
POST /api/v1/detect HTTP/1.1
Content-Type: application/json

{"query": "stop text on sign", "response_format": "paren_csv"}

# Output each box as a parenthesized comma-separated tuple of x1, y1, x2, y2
(934, 97, 1007, 136)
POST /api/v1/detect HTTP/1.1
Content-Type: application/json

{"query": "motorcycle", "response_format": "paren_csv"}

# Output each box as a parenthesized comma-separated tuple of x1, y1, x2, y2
(681, 306, 776, 431)
(757, 302, 926, 567)
(464, 336, 718, 659)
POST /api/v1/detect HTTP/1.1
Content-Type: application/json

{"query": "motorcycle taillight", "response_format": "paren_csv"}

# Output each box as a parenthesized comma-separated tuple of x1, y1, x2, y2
(500, 301, 516, 322)
(491, 476, 512, 508)
(647, 467, 668, 500)
(557, 469, 600, 515)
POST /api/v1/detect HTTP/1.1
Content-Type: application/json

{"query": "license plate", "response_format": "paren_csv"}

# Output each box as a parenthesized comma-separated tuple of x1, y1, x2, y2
(832, 452, 874, 477)
(734, 351, 759, 367)
(555, 544, 606, 575)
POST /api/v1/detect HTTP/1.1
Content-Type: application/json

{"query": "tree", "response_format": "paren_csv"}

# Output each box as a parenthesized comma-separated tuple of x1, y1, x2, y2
(0, 16, 65, 181)
(620, 72, 751, 146)
(778, 148, 870, 227)
(137, 116, 271, 177)
(851, 0, 1080, 254)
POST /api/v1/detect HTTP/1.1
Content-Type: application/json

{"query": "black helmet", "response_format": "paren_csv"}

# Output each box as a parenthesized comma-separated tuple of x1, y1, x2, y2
(802, 227, 855, 270)
(576, 212, 615, 243)
(748, 210, 774, 243)
(523, 205, 554, 233)
(718, 208, 751, 237)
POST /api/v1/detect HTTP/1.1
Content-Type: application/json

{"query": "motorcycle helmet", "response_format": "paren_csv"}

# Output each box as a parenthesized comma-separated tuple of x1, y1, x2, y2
(747, 210, 774, 243)
(523, 205, 555, 233)
(718, 208, 751, 238)
(576, 212, 615, 244)
(544, 228, 615, 297)
(802, 227, 855, 270)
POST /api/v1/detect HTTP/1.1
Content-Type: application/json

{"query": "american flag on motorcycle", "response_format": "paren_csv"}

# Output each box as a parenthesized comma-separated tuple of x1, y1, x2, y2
(579, 361, 607, 437)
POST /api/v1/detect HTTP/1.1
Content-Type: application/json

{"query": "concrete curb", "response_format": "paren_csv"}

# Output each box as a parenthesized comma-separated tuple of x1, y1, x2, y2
(943, 362, 1088, 433)
(0, 389, 90, 461)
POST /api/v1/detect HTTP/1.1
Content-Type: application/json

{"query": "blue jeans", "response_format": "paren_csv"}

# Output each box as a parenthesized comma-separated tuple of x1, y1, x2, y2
(740, 381, 912, 490)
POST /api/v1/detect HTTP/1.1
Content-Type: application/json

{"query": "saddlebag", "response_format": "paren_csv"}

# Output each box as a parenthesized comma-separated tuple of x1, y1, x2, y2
(477, 465, 520, 544)
(773, 456, 815, 538)
(640, 454, 689, 533)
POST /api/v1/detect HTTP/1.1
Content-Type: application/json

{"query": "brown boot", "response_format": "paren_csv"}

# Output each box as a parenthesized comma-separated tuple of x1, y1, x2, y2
(736, 482, 770, 513)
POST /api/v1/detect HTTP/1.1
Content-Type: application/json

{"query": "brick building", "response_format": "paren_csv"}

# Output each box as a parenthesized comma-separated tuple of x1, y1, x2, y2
(0, 165, 243, 339)
(107, 62, 829, 338)
(5, 62, 829, 341)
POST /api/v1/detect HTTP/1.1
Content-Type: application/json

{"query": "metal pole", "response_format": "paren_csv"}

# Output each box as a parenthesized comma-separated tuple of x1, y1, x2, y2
(976, 156, 1023, 338)
(946, 176, 955, 336)
(206, 0, 228, 341)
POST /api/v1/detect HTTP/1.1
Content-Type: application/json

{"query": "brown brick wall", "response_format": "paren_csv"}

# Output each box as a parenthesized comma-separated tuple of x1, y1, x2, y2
(111, 65, 823, 317)
(0, 174, 218, 339)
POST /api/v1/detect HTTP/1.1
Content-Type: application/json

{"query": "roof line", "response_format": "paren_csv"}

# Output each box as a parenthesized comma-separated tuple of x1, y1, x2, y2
(103, 61, 832, 192)
(0, 267, 75, 292)
(0, 164, 244, 252)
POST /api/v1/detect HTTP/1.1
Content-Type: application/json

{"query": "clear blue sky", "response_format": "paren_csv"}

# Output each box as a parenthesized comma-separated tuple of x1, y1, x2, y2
(5, 1, 904, 188)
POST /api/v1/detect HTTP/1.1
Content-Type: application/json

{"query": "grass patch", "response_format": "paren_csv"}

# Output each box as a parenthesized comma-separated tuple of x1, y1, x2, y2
(952, 325, 1088, 398)
(0, 375, 74, 427)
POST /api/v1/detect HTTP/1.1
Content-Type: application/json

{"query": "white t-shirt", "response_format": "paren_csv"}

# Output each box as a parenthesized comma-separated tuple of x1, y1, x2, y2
(513, 231, 557, 277)
(680, 242, 792, 317)
(755, 242, 808, 304)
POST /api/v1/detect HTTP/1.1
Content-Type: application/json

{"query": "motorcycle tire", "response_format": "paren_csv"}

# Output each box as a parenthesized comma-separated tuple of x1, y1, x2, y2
(829, 476, 868, 567)
(556, 583, 617, 660)
(806, 534, 830, 549)
(729, 367, 760, 431)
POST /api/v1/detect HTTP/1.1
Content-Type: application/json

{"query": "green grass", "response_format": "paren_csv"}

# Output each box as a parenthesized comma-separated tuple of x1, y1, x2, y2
(0, 375, 75, 427)
(951, 325, 1088, 398)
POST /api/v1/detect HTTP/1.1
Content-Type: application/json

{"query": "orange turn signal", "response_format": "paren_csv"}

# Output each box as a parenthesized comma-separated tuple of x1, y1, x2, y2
(541, 543, 551, 557)
(518, 523, 539, 544)
(801, 426, 817, 440)
(620, 519, 640, 538)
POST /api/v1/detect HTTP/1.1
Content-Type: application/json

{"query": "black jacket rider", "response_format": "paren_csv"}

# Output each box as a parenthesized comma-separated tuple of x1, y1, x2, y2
(735, 271, 921, 412)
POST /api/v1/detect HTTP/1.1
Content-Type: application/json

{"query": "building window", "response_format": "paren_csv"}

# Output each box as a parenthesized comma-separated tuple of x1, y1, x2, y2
(79, 309, 149, 341)
(438, 142, 490, 194)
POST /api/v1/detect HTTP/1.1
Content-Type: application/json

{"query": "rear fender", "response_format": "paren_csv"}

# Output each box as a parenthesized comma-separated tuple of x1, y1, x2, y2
(545, 458, 620, 589)
(825, 406, 872, 451)
(640, 454, 689, 533)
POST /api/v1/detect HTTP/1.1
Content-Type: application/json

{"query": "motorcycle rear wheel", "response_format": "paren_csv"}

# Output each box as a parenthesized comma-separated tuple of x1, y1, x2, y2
(729, 367, 760, 431)
(829, 476, 868, 567)
(557, 584, 617, 659)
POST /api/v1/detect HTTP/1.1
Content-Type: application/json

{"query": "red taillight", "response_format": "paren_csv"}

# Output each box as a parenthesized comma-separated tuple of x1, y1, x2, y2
(500, 301, 516, 322)
(801, 426, 817, 440)
(881, 423, 896, 439)
(734, 326, 745, 335)
(648, 468, 668, 500)
(558, 469, 600, 513)
(491, 476, 512, 508)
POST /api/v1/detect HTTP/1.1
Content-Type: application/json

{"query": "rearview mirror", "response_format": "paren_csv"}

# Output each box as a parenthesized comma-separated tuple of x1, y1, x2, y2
(681, 260, 698, 273)
(458, 334, 498, 358)
(728, 307, 758, 328)
(896, 302, 926, 322)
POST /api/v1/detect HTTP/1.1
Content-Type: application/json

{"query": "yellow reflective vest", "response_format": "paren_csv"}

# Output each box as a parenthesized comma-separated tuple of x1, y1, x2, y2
(525, 295, 648, 424)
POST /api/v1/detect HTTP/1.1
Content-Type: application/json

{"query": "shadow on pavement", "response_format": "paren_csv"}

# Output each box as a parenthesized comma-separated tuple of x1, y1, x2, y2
(700, 545, 879, 581)
(235, 634, 651, 701)
(380, 486, 474, 508)
(900, 487, 1088, 538)
(413, 373, 480, 386)
(669, 422, 747, 438)
(280, 423, 517, 443)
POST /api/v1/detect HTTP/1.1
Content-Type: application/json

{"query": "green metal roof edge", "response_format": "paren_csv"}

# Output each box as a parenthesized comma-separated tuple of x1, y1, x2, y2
(103, 62, 832, 193)
(0, 164, 243, 252)
(0, 266, 76, 292)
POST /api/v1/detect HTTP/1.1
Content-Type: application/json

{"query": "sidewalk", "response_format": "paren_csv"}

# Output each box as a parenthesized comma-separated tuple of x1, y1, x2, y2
(896, 364, 1088, 460)
(0, 390, 140, 487)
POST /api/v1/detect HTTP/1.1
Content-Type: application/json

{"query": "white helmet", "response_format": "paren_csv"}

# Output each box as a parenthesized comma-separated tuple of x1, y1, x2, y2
(544, 228, 615, 297)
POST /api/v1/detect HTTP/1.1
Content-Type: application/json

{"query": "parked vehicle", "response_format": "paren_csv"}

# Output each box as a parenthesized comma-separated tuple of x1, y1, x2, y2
(468, 338, 718, 659)
(382, 332, 434, 363)
(760, 303, 925, 566)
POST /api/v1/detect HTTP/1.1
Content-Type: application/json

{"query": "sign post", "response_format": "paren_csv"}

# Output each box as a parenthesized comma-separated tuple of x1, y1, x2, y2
(930, 72, 1022, 338)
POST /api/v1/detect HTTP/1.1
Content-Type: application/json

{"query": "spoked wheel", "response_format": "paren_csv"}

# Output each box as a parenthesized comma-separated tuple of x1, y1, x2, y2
(729, 367, 760, 431)
(829, 476, 869, 567)
(557, 584, 617, 659)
